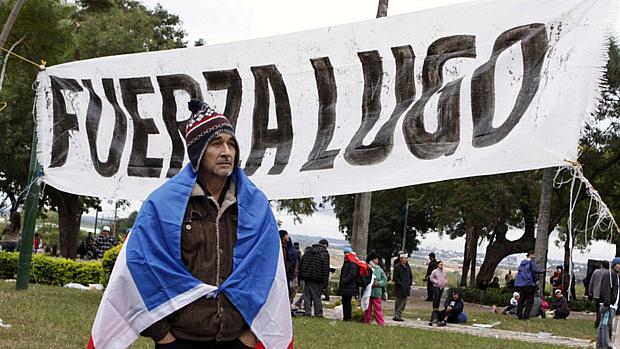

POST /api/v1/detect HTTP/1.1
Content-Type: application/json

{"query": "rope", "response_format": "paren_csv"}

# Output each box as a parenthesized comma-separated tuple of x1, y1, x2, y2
(0, 46, 46, 70)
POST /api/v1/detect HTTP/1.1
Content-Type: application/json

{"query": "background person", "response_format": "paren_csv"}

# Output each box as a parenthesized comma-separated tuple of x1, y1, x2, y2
(514, 250, 545, 320)
(424, 253, 438, 301)
(393, 252, 412, 322)
(429, 260, 448, 325)
(364, 254, 387, 326)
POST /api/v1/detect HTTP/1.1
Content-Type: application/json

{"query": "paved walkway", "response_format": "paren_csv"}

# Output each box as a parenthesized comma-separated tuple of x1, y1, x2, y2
(309, 288, 596, 348)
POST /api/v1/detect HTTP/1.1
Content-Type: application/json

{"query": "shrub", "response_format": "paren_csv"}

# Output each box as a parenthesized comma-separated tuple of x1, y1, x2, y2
(101, 243, 122, 286)
(0, 252, 103, 286)
(0, 252, 18, 279)
(451, 287, 513, 306)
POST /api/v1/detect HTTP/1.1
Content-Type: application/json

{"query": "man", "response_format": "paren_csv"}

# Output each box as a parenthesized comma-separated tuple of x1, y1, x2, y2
(597, 257, 620, 349)
(514, 250, 546, 320)
(279, 230, 298, 305)
(299, 239, 330, 317)
(437, 290, 465, 326)
(94, 226, 116, 258)
(550, 289, 570, 319)
(338, 246, 359, 321)
(591, 261, 610, 327)
(424, 253, 438, 301)
(89, 100, 292, 349)
(393, 252, 412, 322)
(294, 246, 311, 310)
(429, 260, 448, 325)
(505, 270, 514, 287)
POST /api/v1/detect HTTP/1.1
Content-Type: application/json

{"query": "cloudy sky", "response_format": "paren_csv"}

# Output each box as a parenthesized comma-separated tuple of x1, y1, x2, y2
(121, 0, 619, 263)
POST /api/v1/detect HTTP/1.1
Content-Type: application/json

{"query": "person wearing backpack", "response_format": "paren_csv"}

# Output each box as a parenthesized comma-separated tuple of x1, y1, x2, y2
(338, 247, 360, 321)
(364, 253, 387, 326)
(514, 250, 546, 320)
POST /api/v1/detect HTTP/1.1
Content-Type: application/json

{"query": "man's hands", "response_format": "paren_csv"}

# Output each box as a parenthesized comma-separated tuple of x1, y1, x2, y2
(157, 332, 176, 345)
(239, 329, 258, 347)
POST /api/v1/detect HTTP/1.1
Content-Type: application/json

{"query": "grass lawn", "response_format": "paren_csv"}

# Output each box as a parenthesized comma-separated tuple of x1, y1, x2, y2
(0, 281, 585, 349)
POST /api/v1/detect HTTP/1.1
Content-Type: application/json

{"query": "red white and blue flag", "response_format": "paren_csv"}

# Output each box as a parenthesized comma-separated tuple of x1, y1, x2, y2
(87, 165, 293, 349)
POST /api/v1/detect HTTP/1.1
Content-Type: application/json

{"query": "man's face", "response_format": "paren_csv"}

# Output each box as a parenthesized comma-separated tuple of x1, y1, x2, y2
(400, 257, 408, 264)
(200, 133, 236, 178)
(102, 230, 109, 237)
(452, 293, 459, 300)
(614, 263, 620, 273)
(282, 234, 289, 242)
(438, 261, 444, 268)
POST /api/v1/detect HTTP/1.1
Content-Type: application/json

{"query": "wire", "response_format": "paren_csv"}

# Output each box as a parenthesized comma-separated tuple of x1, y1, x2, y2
(0, 46, 46, 70)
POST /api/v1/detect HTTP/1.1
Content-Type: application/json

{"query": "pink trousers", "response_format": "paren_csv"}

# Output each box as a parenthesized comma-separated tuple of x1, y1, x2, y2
(364, 297, 385, 325)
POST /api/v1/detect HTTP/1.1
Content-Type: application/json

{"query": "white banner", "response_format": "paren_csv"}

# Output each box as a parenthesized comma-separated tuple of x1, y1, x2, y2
(35, 0, 616, 200)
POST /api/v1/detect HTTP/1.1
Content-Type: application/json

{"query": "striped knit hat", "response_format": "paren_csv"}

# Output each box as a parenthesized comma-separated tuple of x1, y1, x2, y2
(185, 99, 238, 172)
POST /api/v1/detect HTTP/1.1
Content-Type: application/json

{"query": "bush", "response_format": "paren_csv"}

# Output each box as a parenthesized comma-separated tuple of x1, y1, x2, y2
(0, 252, 103, 286)
(101, 243, 122, 286)
(0, 252, 18, 279)
(452, 287, 513, 306)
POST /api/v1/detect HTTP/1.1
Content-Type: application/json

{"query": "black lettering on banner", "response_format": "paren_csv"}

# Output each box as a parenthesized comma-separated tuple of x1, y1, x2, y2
(471, 23, 549, 147)
(402, 35, 476, 159)
(344, 46, 416, 165)
(244, 65, 293, 176)
(343, 51, 383, 165)
(49, 76, 82, 168)
(203, 69, 242, 127)
(301, 57, 340, 171)
(120, 77, 163, 178)
(156, 74, 203, 177)
(83, 79, 127, 177)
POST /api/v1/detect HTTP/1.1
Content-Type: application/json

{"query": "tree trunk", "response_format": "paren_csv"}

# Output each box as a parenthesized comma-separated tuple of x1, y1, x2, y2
(535, 168, 554, 293)
(460, 227, 474, 287)
(51, 188, 81, 258)
(0, 0, 26, 50)
(615, 235, 620, 257)
(469, 232, 478, 287)
(351, 192, 371, 260)
(476, 200, 536, 286)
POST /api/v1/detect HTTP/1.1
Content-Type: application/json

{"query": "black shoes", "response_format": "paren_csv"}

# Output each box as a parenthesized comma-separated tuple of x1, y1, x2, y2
(392, 317, 404, 322)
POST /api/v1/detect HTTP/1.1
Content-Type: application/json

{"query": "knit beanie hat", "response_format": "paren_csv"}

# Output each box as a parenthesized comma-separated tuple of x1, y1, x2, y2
(185, 99, 238, 171)
(343, 246, 353, 254)
(612, 257, 620, 268)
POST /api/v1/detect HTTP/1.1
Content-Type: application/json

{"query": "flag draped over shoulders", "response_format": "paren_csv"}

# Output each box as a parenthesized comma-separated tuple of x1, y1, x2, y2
(88, 165, 293, 349)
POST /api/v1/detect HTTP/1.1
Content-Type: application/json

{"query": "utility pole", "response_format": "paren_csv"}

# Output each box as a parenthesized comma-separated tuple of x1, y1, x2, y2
(16, 132, 40, 290)
(351, 0, 389, 261)
(402, 199, 412, 252)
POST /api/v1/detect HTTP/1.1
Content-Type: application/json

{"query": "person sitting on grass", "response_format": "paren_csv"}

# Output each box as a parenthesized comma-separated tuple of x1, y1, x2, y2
(550, 289, 570, 319)
(437, 290, 465, 326)
(502, 292, 520, 316)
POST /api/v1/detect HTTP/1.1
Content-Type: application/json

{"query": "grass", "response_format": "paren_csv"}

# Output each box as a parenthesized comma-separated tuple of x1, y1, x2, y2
(0, 281, 588, 349)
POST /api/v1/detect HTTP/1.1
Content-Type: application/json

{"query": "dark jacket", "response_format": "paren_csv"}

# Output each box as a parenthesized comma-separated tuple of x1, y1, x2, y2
(299, 244, 330, 286)
(338, 259, 359, 296)
(283, 239, 298, 282)
(551, 296, 570, 313)
(426, 259, 438, 279)
(443, 297, 464, 323)
(599, 269, 620, 314)
(141, 182, 247, 343)
(394, 262, 413, 298)
(514, 258, 545, 287)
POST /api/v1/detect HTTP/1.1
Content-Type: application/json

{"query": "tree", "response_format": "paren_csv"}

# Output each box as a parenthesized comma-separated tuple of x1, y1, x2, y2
(0, 0, 187, 258)
(331, 187, 435, 269)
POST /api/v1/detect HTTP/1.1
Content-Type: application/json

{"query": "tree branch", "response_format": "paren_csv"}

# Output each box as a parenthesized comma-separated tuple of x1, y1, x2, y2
(0, 36, 25, 94)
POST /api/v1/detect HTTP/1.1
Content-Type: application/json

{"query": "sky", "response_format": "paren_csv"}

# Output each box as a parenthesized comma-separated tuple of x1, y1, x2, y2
(112, 0, 620, 263)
